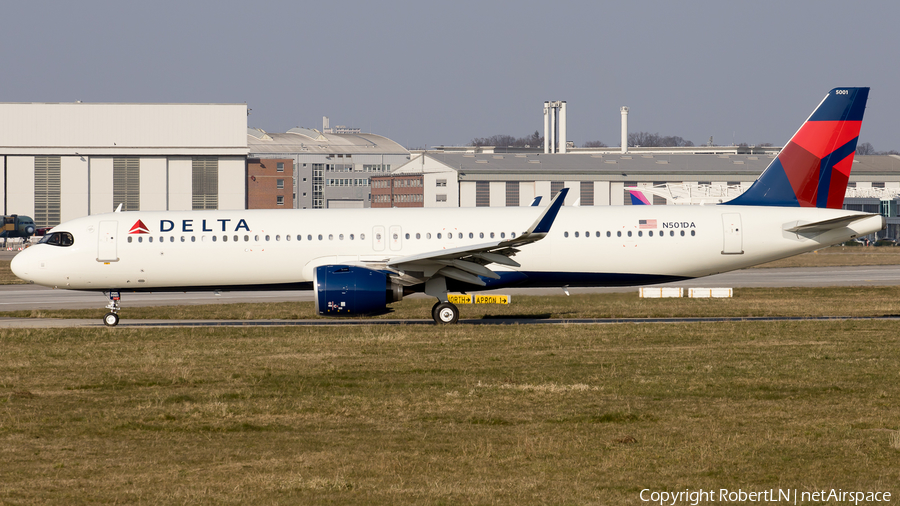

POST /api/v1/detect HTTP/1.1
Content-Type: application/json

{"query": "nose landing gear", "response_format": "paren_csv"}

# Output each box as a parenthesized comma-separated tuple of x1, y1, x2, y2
(103, 291, 121, 327)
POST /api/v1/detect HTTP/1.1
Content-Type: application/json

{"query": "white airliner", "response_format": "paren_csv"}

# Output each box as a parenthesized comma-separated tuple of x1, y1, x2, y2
(11, 88, 883, 326)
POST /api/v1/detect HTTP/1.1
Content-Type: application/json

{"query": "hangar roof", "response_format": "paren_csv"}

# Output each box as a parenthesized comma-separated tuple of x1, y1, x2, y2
(0, 102, 248, 155)
(416, 152, 900, 182)
(248, 127, 408, 155)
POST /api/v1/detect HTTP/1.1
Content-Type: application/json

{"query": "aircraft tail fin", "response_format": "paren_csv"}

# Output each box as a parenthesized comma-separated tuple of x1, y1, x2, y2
(628, 189, 652, 205)
(724, 87, 869, 209)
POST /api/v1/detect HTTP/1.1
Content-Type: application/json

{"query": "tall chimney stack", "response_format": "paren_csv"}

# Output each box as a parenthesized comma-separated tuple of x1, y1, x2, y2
(559, 101, 567, 154)
(543, 102, 550, 154)
(620, 106, 629, 153)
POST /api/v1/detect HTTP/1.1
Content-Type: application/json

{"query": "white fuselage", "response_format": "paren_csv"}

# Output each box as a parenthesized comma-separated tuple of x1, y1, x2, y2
(11, 205, 884, 292)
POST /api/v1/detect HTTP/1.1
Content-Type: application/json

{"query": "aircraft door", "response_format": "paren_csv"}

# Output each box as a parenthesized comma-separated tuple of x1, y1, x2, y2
(721, 213, 743, 255)
(389, 225, 402, 251)
(372, 225, 385, 251)
(98, 220, 119, 262)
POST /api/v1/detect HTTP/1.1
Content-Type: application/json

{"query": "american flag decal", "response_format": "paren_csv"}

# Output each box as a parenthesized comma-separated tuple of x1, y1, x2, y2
(639, 219, 657, 229)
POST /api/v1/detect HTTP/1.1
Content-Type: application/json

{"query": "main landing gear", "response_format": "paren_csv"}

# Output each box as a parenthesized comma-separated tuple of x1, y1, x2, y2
(432, 301, 459, 325)
(103, 291, 121, 327)
(426, 276, 460, 324)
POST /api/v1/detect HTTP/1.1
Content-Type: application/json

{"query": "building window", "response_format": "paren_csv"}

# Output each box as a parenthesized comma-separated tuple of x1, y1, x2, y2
(312, 163, 324, 209)
(34, 156, 61, 228)
(192, 157, 218, 210)
(277, 196, 284, 206)
(476, 181, 490, 207)
(277, 162, 284, 172)
(276, 179, 284, 189)
(551, 181, 564, 198)
(436, 179, 447, 187)
(436, 194, 447, 202)
(623, 181, 637, 206)
(580, 181, 594, 207)
(506, 181, 519, 207)
(113, 158, 140, 212)
(651, 181, 667, 205)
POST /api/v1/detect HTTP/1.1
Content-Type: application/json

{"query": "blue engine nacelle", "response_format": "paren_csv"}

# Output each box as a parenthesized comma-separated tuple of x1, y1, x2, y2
(314, 265, 404, 316)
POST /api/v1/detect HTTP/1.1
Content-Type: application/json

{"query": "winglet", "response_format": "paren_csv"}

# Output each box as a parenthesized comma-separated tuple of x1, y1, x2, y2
(530, 196, 542, 207)
(527, 188, 568, 235)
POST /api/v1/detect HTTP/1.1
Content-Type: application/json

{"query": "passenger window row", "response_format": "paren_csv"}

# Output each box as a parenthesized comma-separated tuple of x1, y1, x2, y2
(124, 230, 521, 244)
(563, 230, 697, 238)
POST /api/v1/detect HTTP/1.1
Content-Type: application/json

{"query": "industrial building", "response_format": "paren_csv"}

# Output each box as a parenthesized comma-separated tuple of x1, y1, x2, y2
(3, 100, 900, 243)
(387, 152, 900, 208)
(247, 122, 410, 209)
(0, 102, 248, 227)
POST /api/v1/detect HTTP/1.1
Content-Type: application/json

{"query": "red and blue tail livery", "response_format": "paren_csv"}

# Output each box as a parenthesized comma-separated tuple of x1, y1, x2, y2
(725, 87, 868, 209)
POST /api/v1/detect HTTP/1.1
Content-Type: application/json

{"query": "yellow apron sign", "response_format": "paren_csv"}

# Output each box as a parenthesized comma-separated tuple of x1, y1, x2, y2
(447, 294, 511, 305)
(475, 295, 510, 305)
(447, 294, 473, 305)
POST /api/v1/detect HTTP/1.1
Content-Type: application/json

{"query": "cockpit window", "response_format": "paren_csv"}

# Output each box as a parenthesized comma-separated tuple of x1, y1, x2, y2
(38, 232, 75, 247)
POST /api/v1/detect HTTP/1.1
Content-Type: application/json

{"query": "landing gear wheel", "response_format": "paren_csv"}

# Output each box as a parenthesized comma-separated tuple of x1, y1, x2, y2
(433, 302, 459, 325)
(103, 312, 120, 327)
(431, 301, 442, 321)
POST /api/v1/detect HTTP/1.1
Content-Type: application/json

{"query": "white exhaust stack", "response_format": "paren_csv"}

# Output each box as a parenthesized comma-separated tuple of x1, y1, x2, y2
(542, 101, 567, 153)
(543, 102, 550, 154)
(559, 101, 567, 154)
(620, 106, 629, 153)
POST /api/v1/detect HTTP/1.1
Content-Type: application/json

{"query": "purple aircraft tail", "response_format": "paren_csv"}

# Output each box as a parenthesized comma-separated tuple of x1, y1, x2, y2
(629, 189, 652, 205)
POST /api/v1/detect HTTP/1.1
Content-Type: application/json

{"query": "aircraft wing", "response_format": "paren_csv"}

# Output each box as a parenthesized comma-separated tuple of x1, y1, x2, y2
(385, 188, 568, 286)
(784, 213, 880, 234)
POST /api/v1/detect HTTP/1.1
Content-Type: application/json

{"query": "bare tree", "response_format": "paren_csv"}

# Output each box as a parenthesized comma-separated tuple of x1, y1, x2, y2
(856, 142, 876, 155)
(583, 140, 607, 148)
(628, 131, 693, 147)
(470, 131, 544, 148)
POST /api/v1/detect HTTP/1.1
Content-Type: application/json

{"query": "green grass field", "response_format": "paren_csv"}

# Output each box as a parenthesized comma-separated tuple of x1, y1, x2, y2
(1, 321, 898, 504)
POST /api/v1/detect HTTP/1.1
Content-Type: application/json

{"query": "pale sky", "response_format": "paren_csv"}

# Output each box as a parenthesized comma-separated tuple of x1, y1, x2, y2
(3, 0, 898, 151)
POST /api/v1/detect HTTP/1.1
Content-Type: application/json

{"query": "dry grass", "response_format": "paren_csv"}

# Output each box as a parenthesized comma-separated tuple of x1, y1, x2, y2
(0, 260, 23, 285)
(1, 321, 898, 504)
(4, 285, 900, 322)
(753, 245, 900, 268)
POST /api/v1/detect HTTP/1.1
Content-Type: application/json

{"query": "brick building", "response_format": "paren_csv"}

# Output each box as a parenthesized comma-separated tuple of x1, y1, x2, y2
(370, 174, 424, 208)
(246, 158, 293, 209)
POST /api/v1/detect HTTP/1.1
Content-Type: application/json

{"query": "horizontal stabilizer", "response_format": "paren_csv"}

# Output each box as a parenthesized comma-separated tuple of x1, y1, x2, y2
(784, 213, 880, 234)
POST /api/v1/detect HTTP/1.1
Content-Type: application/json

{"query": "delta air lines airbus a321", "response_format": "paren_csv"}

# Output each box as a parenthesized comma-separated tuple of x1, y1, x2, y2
(11, 88, 884, 326)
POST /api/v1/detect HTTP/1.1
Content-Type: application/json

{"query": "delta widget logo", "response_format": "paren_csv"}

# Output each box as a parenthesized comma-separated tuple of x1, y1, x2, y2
(129, 220, 150, 234)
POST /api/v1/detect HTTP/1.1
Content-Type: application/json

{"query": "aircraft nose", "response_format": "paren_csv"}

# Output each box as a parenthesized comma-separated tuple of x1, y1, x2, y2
(10, 248, 36, 282)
